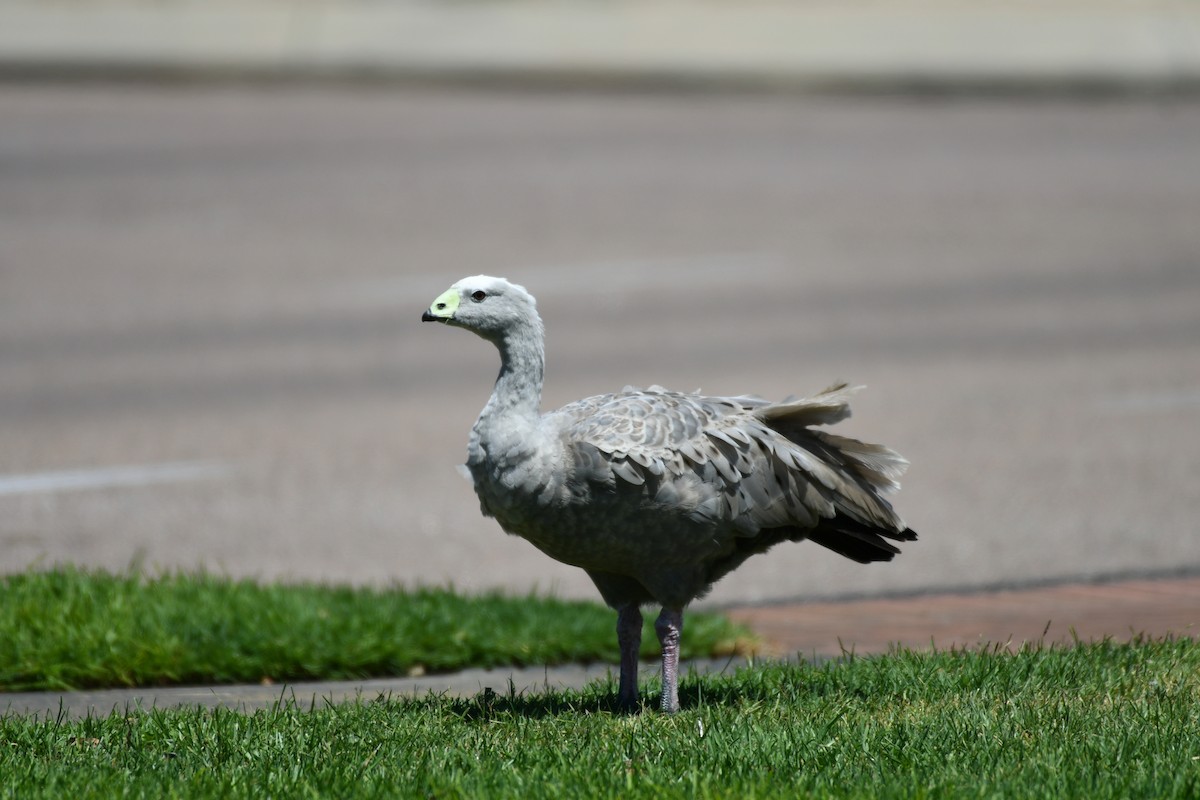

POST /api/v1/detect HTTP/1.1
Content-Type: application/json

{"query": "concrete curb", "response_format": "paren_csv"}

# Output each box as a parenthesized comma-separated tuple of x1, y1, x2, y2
(2, 658, 756, 721)
(3, 1, 1200, 94)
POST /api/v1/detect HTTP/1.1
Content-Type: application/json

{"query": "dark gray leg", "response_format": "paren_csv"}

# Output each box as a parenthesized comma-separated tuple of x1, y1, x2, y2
(616, 604, 643, 711)
(655, 607, 683, 713)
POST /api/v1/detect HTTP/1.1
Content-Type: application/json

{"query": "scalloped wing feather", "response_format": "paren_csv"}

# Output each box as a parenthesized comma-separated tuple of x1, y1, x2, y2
(552, 384, 909, 541)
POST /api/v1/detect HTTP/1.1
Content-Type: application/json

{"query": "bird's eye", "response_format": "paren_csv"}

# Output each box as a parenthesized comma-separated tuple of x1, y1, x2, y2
(471, 290, 487, 303)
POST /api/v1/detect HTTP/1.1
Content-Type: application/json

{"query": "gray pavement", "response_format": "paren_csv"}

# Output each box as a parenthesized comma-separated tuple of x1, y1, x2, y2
(2, 86, 1199, 607)
(2, 0, 1199, 93)
(3, 658, 768, 721)
(2, 660, 661, 721)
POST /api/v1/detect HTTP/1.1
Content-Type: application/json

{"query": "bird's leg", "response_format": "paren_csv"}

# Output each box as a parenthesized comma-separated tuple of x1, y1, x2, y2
(655, 607, 684, 713)
(616, 604, 643, 711)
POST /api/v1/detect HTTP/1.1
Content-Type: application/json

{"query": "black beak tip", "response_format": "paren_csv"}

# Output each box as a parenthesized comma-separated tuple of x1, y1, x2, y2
(421, 310, 438, 322)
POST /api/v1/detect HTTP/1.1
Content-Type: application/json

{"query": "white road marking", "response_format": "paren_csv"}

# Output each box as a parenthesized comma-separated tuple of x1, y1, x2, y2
(0, 461, 232, 497)
(1098, 389, 1200, 413)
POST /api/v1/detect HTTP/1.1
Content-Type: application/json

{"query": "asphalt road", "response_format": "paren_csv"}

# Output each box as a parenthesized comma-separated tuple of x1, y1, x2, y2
(2, 86, 1198, 606)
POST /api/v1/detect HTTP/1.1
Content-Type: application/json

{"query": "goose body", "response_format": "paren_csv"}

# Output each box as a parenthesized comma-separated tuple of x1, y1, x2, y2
(423, 275, 916, 712)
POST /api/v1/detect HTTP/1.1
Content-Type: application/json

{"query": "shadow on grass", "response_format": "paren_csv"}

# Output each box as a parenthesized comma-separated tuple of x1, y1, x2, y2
(409, 635, 1183, 720)
(431, 662, 803, 720)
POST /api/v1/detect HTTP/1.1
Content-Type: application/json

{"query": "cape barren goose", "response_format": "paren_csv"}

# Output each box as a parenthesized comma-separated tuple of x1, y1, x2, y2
(422, 275, 917, 712)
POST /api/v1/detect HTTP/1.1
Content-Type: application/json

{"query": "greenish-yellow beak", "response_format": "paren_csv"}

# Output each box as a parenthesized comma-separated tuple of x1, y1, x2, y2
(422, 287, 459, 322)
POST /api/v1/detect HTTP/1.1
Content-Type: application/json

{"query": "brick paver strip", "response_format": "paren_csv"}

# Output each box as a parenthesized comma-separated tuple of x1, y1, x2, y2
(727, 576, 1200, 657)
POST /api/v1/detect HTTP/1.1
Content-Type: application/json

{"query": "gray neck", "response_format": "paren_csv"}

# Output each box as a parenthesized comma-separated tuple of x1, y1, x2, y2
(481, 317, 545, 429)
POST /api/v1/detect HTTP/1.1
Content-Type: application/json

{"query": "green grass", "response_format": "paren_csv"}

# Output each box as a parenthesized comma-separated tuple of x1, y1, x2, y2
(3, 638, 1198, 798)
(0, 567, 751, 692)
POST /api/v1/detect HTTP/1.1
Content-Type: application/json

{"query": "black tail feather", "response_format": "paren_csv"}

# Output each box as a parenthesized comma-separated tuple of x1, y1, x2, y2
(701, 516, 918, 591)
(802, 515, 918, 564)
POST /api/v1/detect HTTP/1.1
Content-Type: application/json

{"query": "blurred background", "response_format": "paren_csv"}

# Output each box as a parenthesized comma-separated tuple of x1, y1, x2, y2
(2, 0, 1199, 608)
